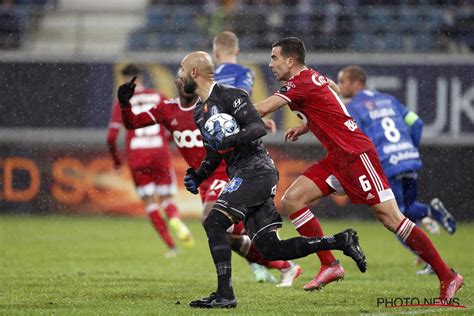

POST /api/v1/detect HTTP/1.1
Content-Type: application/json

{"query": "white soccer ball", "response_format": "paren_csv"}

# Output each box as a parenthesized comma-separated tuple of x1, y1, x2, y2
(204, 113, 240, 138)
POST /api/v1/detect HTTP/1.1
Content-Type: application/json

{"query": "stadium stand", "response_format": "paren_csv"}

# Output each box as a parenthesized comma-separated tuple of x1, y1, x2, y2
(0, 0, 55, 49)
(127, 1, 473, 53)
(0, 0, 471, 53)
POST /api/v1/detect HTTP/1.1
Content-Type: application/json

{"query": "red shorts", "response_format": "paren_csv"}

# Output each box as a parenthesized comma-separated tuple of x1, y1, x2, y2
(199, 171, 229, 203)
(303, 148, 394, 205)
(130, 165, 177, 198)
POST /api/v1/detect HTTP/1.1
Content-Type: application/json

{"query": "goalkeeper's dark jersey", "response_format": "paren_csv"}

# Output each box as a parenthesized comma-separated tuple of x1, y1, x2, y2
(193, 82, 276, 179)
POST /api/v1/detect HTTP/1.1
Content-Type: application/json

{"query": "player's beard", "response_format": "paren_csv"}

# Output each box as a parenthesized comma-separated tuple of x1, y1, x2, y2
(183, 74, 197, 94)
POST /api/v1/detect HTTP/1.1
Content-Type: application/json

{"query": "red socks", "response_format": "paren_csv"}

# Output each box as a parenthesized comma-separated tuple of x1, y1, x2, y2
(397, 218, 453, 281)
(289, 208, 336, 266)
(245, 243, 291, 270)
(161, 200, 179, 219)
(146, 204, 175, 249)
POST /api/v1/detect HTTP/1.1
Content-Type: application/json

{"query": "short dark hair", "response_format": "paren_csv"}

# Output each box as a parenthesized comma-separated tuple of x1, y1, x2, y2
(341, 65, 367, 85)
(272, 37, 306, 65)
(121, 64, 143, 77)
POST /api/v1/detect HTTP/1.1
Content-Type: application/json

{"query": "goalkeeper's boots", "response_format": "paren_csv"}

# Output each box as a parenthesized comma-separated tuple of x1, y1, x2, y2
(439, 271, 464, 300)
(189, 292, 237, 309)
(304, 260, 345, 291)
(250, 263, 277, 283)
(339, 229, 367, 273)
(169, 218, 195, 248)
(430, 198, 456, 234)
(277, 262, 302, 287)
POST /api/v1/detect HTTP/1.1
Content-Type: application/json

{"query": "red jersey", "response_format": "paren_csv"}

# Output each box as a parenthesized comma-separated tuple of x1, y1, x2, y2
(121, 96, 227, 175)
(107, 87, 171, 169)
(275, 68, 374, 168)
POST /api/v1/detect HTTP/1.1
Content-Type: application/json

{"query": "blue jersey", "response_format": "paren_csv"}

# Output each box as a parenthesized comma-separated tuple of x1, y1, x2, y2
(347, 89, 422, 178)
(214, 63, 254, 95)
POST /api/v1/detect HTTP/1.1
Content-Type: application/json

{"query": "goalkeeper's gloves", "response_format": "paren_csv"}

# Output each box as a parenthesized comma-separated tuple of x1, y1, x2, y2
(184, 168, 204, 194)
(117, 76, 137, 108)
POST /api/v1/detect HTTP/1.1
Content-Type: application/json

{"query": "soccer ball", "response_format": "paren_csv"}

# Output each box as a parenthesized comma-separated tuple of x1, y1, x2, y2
(204, 113, 240, 138)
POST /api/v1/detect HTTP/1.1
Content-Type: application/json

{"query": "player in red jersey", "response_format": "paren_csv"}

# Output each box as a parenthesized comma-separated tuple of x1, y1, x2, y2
(107, 64, 194, 258)
(254, 37, 462, 299)
(120, 70, 302, 287)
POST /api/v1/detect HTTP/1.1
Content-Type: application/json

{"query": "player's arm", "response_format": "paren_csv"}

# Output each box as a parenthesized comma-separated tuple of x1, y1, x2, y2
(121, 104, 163, 129)
(220, 91, 267, 149)
(404, 111, 424, 147)
(254, 95, 288, 117)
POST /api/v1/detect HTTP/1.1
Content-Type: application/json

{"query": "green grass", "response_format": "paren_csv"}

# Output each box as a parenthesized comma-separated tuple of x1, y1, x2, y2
(0, 215, 472, 315)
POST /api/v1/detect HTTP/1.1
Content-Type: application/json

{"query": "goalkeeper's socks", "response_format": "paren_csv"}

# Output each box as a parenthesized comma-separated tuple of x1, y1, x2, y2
(216, 261, 234, 299)
(146, 204, 175, 249)
(290, 207, 336, 265)
(396, 218, 453, 281)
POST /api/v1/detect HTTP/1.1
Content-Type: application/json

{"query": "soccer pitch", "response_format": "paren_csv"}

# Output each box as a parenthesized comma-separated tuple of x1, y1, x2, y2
(0, 215, 472, 315)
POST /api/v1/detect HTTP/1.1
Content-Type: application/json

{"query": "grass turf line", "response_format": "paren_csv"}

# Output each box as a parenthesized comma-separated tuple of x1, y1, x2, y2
(0, 215, 472, 315)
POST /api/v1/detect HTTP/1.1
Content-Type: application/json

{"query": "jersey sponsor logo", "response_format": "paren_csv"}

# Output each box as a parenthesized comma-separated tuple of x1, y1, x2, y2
(233, 98, 243, 108)
(222, 177, 243, 193)
(311, 74, 328, 87)
(389, 151, 420, 165)
(173, 129, 203, 148)
(344, 119, 358, 131)
(383, 142, 414, 154)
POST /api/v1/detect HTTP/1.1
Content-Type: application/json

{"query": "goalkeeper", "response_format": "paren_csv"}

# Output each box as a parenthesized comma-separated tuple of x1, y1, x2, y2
(132, 51, 368, 309)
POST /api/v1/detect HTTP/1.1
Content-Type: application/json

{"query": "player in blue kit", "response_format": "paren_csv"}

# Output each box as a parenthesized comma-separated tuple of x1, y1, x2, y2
(213, 31, 255, 95)
(337, 65, 456, 274)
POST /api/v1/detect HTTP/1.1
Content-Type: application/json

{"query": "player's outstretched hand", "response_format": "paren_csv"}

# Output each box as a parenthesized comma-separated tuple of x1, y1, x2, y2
(184, 168, 200, 194)
(262, 118, 277, 134)
(284, 124, 309, 142)
(117, 76, 137, 108)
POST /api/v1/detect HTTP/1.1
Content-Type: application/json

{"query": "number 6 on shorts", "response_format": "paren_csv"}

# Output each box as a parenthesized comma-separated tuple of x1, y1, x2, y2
(359, 175, 372, 192)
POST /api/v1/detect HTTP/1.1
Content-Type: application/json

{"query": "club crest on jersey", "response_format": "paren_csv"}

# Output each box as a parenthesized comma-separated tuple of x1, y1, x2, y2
(222, 177, 243, 193)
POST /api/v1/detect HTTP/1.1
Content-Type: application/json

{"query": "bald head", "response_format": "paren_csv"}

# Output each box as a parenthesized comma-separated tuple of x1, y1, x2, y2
(181, 51, 214, 78)
(179, 51, 215, 95)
